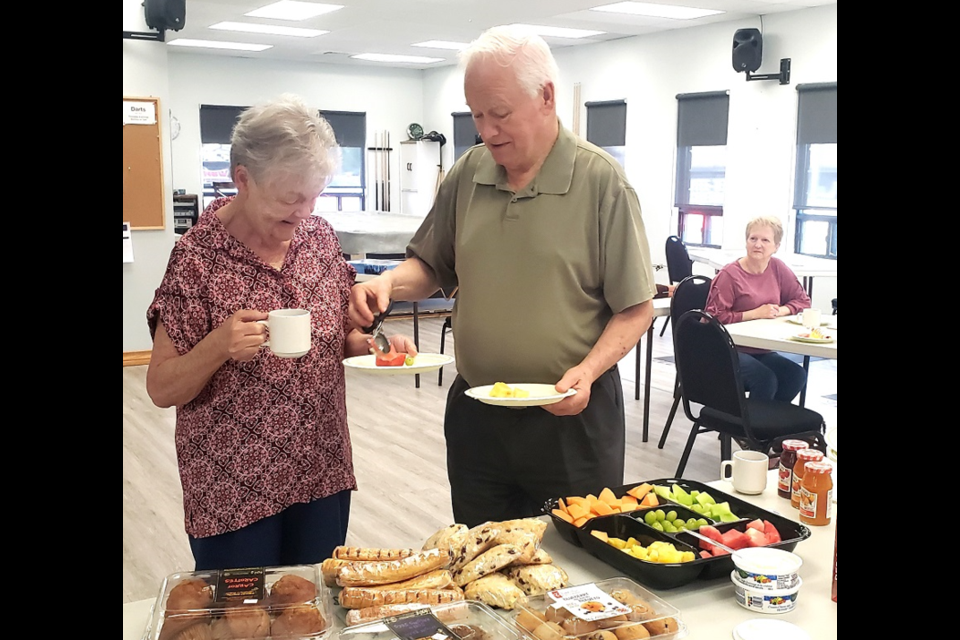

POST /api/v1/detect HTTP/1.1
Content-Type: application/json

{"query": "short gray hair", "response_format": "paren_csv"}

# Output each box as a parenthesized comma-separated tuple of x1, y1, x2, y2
(746, 216, 785, 245)
(459, 25, 559, 97)
(230, 94, 340, 187)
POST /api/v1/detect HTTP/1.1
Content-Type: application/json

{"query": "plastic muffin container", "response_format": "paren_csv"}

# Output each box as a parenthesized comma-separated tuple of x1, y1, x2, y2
(338, 601, 526, 640)
(508, 576, 687, 640)
(544, 478, 811, 589)
(142, 564, 333, 640)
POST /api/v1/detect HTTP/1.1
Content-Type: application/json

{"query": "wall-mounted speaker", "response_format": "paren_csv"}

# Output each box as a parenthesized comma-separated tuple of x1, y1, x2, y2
(732, 28, 763, 73)
(144, 0, 186, 32)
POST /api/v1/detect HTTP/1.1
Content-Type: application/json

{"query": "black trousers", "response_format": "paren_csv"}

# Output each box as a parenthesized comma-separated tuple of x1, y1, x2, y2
(444, 368, 625, 527)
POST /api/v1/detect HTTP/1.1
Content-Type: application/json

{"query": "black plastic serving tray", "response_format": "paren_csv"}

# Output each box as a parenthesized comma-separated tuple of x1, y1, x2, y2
(543, 477, 811, 589)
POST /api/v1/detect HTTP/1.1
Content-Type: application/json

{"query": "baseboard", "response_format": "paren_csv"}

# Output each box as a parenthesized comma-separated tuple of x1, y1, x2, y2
(124, 350, 152, 367)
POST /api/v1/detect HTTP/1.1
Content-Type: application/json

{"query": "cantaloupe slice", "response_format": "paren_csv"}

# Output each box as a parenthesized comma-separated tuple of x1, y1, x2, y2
(592, 501, 614, 516)
(566, 496, 589, 508)
(627, 483, 654, 501)
(641, 493, 659, 507)
(566, 503, 590, 520)
(572, 517, 589, 527)
(598, 487, 619, 506)
(557, 498, 568, 514)
(591, 530, 609, 542)
(552, 508, 574, 523)
(620, 503, 638, 513)
(621, 495, 639, 506)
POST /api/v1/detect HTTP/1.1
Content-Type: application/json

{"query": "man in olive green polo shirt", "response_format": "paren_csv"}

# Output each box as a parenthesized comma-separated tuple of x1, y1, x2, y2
(349, 26, 656, 526)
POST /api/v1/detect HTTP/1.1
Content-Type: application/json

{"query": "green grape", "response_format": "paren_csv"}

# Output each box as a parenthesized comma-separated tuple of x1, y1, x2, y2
(655, 509, 666, 522)
(675, 522, 687, 531)
(663, 522, 677, 533)
(666, 510, 678, 522)
(651, 521, 664, 532)
(697, 518, 708, 528)
(644, 510, 658, 525)
(686, 518, 699, 529)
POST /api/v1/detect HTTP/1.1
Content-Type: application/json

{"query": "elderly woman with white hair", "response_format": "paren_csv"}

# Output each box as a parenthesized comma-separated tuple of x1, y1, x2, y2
(705, 216, 811, 402)
(146, 95, 414, 570)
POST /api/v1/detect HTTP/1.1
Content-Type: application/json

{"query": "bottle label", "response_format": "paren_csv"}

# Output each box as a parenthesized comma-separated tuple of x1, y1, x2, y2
(798, 486, 817, 520)
(777, 463, 792, 493)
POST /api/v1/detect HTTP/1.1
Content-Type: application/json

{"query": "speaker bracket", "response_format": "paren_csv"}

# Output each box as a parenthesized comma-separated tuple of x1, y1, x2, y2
(746, 58, 791, 85)
(123, 30, 166, 42)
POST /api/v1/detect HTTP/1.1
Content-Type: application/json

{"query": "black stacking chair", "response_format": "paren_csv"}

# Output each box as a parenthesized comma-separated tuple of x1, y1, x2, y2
(657, 275, 712, 450)
(660, 236, 694, 336)
(672, 310, 826, 477)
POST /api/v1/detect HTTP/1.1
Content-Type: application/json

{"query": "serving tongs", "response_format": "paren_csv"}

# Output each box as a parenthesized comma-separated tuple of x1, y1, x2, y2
(364, 300, 395, 354)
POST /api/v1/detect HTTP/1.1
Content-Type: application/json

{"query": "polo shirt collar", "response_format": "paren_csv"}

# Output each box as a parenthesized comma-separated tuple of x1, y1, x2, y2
(473, 121, 576, 195)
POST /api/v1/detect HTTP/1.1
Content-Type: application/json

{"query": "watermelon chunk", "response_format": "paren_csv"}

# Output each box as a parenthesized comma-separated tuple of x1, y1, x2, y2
(720, 529, 751, 550)
(746, 519, 765, 532)
(699, 550, 713, 559)
(763, 520, 782, 544)
(699, 525, 723, 541)
(744, 528, 768, 547)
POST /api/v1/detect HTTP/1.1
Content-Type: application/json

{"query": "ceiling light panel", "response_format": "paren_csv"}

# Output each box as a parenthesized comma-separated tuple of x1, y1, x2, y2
(589, 2, 723, 20)
(507, 24, 605, 39)
(209, 22, 328, 37)
(246, 2, 344, 21)
(351, 53, 444, 64)
(412, 40, 469, 50)
(167, 39, 273, 52)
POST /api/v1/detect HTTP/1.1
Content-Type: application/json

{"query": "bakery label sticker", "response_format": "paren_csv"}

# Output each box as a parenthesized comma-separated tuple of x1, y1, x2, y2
(216, 567, 266, 604)
(546, 584, 632, 621)
(386, 609, 463, 640)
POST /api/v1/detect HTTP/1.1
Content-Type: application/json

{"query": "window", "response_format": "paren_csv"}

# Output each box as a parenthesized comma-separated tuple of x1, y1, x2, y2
(794, 84, 837, 258)
(675, 91, 729, 247)
(452, 112, 479, 161)
(585, 100, 626, 168)
(199, 105, 246, 206)
(318, 110, 366, 212)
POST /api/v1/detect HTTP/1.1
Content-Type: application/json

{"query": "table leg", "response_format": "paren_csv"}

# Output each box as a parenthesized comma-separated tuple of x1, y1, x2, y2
(643, 324, 654, 443)
(414, 302, 420, 389)
(635, 338, 642, 401)
(798, 355, 810, 407)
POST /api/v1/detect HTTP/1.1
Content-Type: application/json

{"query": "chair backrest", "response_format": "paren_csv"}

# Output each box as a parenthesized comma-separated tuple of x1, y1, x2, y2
(673, 310, 746, 423)
(670, 275, 712, 327)
(665, 236, 693, 284)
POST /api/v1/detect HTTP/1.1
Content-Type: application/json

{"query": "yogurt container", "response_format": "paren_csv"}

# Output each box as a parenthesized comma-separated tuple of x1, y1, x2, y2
(731, 547, 802, 591)
(731, 571, 802, 615)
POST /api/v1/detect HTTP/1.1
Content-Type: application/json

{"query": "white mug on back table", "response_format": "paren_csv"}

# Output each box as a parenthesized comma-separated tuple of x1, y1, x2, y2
(259, 309, 311, 358)
(720, 450, 769, 495)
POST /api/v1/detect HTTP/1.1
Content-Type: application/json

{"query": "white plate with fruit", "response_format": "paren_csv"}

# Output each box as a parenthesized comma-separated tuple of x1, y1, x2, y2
(789, 327, 835, 344)
(465, 382, 576, 407)
(343, 353, 453, 375)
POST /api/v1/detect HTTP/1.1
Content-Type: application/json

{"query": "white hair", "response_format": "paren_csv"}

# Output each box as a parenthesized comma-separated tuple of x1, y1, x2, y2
(230, 94, 340, 187)
(459, 25, 559, 97)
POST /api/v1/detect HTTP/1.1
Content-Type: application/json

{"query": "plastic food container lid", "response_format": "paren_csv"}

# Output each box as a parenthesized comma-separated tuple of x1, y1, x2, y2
(733, 619, 811, 640)
(338, 601, 525, 640)
(510, 576, 687, 640)
(731, 548, 803, 576)
(796, 449, 824, 462)
(142, 565, 332, 640)
(804, 461, 833, 474)
(779, 440, 809, 451)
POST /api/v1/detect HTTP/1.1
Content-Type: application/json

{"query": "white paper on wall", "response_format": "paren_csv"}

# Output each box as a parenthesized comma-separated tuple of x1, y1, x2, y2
(123, 222, 134, 263)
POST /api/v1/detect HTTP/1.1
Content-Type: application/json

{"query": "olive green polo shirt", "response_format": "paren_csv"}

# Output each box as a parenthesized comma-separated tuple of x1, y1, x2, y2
(407, 125, 655, 386)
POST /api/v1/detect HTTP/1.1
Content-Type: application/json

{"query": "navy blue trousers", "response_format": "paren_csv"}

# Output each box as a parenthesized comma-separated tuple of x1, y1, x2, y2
(189, 490, 351, 571)
(738, 351, 807, 402)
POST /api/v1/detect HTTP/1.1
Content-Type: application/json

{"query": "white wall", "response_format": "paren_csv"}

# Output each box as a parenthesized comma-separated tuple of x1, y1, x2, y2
(123, 0, 176, 352)
(422, 4, 837, 308)
(122, 4, 837, 352)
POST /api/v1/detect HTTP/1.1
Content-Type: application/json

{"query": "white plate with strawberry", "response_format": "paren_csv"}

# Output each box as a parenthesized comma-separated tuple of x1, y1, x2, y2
(789, 327, 835, 343)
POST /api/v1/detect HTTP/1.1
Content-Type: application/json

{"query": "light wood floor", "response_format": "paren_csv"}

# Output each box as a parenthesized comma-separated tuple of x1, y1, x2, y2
(122, 317, 837, 604)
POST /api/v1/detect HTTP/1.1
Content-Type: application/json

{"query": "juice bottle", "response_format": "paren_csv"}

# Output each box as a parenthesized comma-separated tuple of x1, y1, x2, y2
(778, 439, 809, 499)
(799, 460, 833, 526)
(791, 448, 825, 509)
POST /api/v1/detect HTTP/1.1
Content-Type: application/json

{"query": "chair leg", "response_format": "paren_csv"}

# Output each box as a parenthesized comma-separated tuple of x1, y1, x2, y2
(659, 315, 670, 337)
(658, 377, 681, 450)
(675, 421, 700, 477)
(720, 434, 733, 462)
(438, 317, 449, 386)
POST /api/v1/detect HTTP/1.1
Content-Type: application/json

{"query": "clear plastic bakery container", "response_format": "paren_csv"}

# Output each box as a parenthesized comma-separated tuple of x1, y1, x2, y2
(142, 564, 333, 640)
(338, 601, 526, 640)
(508, 577, 687, 640)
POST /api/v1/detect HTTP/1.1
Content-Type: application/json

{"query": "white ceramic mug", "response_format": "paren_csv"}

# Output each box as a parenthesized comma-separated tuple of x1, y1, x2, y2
(720, 450, 769, 495)
(259, 309, 311, 358)
(801, 307, 822, 329)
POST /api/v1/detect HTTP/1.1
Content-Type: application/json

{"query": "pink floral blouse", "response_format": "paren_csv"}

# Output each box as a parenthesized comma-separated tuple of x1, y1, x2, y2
(147, 197, 357, 538)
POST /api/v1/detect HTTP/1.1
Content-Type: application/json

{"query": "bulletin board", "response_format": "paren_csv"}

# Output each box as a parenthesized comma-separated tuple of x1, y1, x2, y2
(123, 97, 165, 229)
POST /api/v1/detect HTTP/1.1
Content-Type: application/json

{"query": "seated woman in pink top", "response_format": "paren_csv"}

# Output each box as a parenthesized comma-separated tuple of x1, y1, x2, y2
(704, 216, 811, 402)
